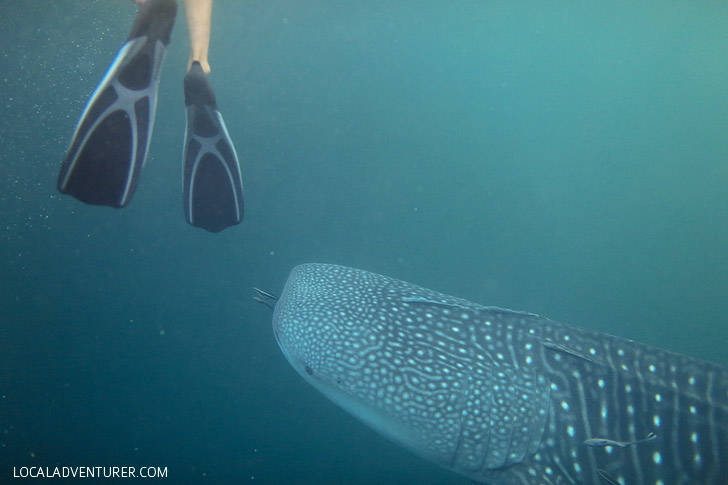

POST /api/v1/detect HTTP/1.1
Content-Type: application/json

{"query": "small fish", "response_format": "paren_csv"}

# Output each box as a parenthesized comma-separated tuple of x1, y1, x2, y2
(597, 468, 621, 484)
(584, 432, 657, 448)
(541, 340, 593, 362)
(254, 287, 278, 301)
(253, 287, 278, 310)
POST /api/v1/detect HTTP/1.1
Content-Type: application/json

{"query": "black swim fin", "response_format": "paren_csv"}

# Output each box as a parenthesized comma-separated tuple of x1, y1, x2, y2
(182, 62, 244, 233)
(57, 0, 177, 208)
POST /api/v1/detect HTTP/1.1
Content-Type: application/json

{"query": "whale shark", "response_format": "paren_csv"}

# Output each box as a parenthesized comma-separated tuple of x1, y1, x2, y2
(271, 263, 728, 484)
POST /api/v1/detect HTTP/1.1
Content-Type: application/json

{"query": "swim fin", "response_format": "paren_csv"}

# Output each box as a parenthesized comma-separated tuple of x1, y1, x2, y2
(182, 62, 244, 233)
(57, 0, 177, 208)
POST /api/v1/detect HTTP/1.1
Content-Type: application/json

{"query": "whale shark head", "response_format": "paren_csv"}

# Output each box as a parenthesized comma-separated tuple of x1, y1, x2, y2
(272, 263, 453, 462)
(272, 263, 554, 477)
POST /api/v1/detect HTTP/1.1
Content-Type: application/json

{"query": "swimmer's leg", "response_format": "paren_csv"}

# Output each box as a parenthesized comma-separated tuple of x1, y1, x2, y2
(184, 0, 213, 73)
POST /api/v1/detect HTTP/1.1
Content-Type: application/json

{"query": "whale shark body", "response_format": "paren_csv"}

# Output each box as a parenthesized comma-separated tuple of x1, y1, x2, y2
(272, 264, 728, 484)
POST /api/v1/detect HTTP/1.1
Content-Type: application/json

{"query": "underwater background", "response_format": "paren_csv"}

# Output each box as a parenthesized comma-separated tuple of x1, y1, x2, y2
(1, 0, 727, 483)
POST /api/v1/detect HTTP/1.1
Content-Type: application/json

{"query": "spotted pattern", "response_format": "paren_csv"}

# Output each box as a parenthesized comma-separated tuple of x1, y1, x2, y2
(273, 264, 728, 484)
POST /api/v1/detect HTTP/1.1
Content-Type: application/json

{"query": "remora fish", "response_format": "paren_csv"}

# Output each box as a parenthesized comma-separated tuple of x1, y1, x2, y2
(272, 264, 728, 484)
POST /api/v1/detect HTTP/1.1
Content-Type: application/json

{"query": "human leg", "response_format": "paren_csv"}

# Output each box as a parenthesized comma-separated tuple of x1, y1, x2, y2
(183, 0, 213, 73)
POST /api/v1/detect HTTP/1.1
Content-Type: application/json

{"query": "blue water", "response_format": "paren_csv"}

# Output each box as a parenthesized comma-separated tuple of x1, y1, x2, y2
(1, 0, 727, 483)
